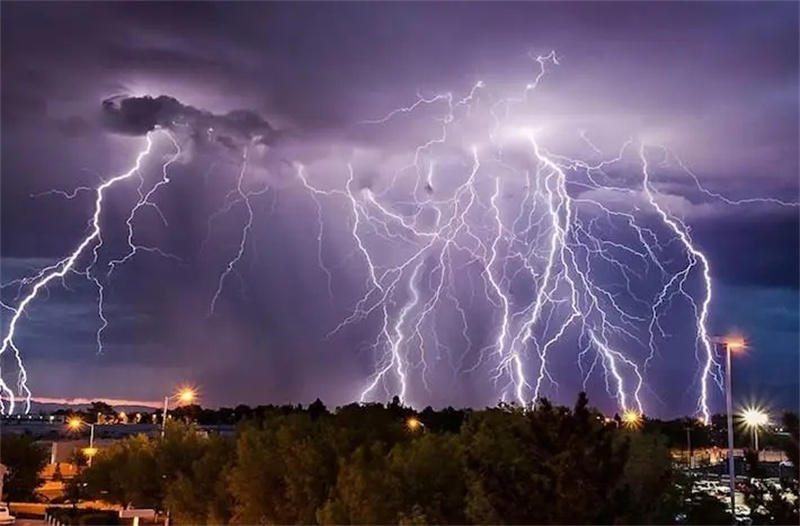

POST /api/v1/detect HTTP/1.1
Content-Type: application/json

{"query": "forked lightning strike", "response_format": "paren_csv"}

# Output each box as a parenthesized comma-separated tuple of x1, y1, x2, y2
(2, 51, 796, 418)
(0, 135, 156, 414)
(296, 51, 796, 419)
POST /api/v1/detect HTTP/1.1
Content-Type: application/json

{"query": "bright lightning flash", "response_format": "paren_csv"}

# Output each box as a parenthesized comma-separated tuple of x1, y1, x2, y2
(296, 51, 797, 419)
(1, 51, 796, 419)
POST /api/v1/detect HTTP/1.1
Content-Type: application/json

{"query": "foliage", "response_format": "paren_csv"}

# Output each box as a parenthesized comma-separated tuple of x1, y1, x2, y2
(68, 448, 88, 471)
(0, 433, 49, 501)
(64, 473, 87, 508)
(82, 433, 162, 509)
(780, 411, 799, 479)
(163, 434, 235, 525)
(77, 393, 793, 525)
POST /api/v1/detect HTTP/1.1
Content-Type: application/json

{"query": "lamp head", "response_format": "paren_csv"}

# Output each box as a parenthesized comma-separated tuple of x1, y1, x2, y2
(67, 418, 83, 431)
(406, 417, 423, 431)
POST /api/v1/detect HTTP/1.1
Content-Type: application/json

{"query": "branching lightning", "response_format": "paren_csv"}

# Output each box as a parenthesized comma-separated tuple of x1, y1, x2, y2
(294, 51, 797, 419)
(2, 51, 796, 418)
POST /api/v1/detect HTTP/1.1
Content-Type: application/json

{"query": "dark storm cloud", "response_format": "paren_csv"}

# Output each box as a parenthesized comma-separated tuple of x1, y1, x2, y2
(101, 95, 277, 149)
(694, 211, 799, 289)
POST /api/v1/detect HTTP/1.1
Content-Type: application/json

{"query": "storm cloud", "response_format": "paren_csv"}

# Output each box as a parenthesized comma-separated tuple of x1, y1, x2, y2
(101, 94, 278, 149)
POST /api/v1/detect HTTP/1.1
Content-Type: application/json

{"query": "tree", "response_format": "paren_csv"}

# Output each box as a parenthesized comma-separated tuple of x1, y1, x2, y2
(0, 433, 49, 501)
(64, 473, 87, 509)
(781, 411, 799, 479)
(163, 435, 235, 525)
(615, 432, 682, 524)
(88, 401, 116, 423)
(308, 398, 328, 421)
(68, 448, 88, 472)
(317, 442, 402, 525)
(388, 432, 467, 524)
(230, 414, 337, 525)
(461, 403, 549, 524)
(83, 434, 162, 509)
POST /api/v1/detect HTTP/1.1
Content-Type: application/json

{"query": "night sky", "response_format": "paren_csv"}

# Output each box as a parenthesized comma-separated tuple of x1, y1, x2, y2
(1, 2, 798, 418)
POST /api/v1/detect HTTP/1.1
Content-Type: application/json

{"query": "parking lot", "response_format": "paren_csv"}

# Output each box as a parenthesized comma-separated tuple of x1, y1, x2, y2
(688, 474, 795, 525)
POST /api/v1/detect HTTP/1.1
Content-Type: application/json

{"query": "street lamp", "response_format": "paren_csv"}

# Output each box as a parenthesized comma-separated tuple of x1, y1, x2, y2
(740, 406, 769, 456)
(713, 334, 746, 520)
(67, 417, 96, 466)
(406, 416, 425, 432)
(161, 385, 197, 438)
(621, 409, 643, 430)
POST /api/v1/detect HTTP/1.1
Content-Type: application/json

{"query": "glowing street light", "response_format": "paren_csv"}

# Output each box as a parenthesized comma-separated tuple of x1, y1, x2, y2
(161, 385, 198, 438)
(177, 388, 196, 404)
(66, 417, 96, 466)
(713, 334, 747, 519)
(406, 417, 424, 432)
(740, 406, 769, 453)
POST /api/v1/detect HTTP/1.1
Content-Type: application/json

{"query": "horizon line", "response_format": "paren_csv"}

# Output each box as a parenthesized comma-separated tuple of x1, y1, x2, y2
(31, 396, 163, 409)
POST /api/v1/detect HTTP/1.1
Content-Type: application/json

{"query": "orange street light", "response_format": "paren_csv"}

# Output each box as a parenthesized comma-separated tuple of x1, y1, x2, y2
(406, 417, 424, 432)
(161, 384, 199, 438)
(722, 336, 746, 353)
(177, 387, 196, 404)
(67, 417, 83, 431)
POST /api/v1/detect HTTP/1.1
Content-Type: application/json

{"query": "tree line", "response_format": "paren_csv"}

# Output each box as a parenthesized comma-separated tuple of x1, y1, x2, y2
(2, 393, 797, 525)
(66, 395, 800, 524)
(49, 398, 792, 453)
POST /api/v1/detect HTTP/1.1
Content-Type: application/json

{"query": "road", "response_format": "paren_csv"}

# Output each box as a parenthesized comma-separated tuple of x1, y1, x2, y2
(14, 520, 45, 526)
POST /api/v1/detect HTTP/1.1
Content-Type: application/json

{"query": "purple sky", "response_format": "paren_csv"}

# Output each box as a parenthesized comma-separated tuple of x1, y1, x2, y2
(1, 2, 798, 417)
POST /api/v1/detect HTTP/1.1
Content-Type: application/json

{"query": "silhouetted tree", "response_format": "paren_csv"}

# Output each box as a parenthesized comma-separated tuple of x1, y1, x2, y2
(88, 401, 116, 423)
(0, 433, 49, 501)
(308, 398, 328, 421)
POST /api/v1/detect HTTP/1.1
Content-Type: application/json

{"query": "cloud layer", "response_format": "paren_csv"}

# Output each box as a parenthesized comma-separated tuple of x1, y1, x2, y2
(101, 94, 278, 149)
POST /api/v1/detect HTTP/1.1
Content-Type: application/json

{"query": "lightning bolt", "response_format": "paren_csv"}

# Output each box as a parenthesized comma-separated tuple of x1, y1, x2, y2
(0, 134, 156, 414)
(3, 50, 796, 418)
(296, 49, 797, 417)
(208, 147, 257, 316)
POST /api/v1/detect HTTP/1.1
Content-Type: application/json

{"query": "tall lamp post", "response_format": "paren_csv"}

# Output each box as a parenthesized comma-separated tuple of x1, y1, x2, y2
(161, 386, 197, 438)
(67, 417, 97, 466)
(713, 335, 745, 520)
